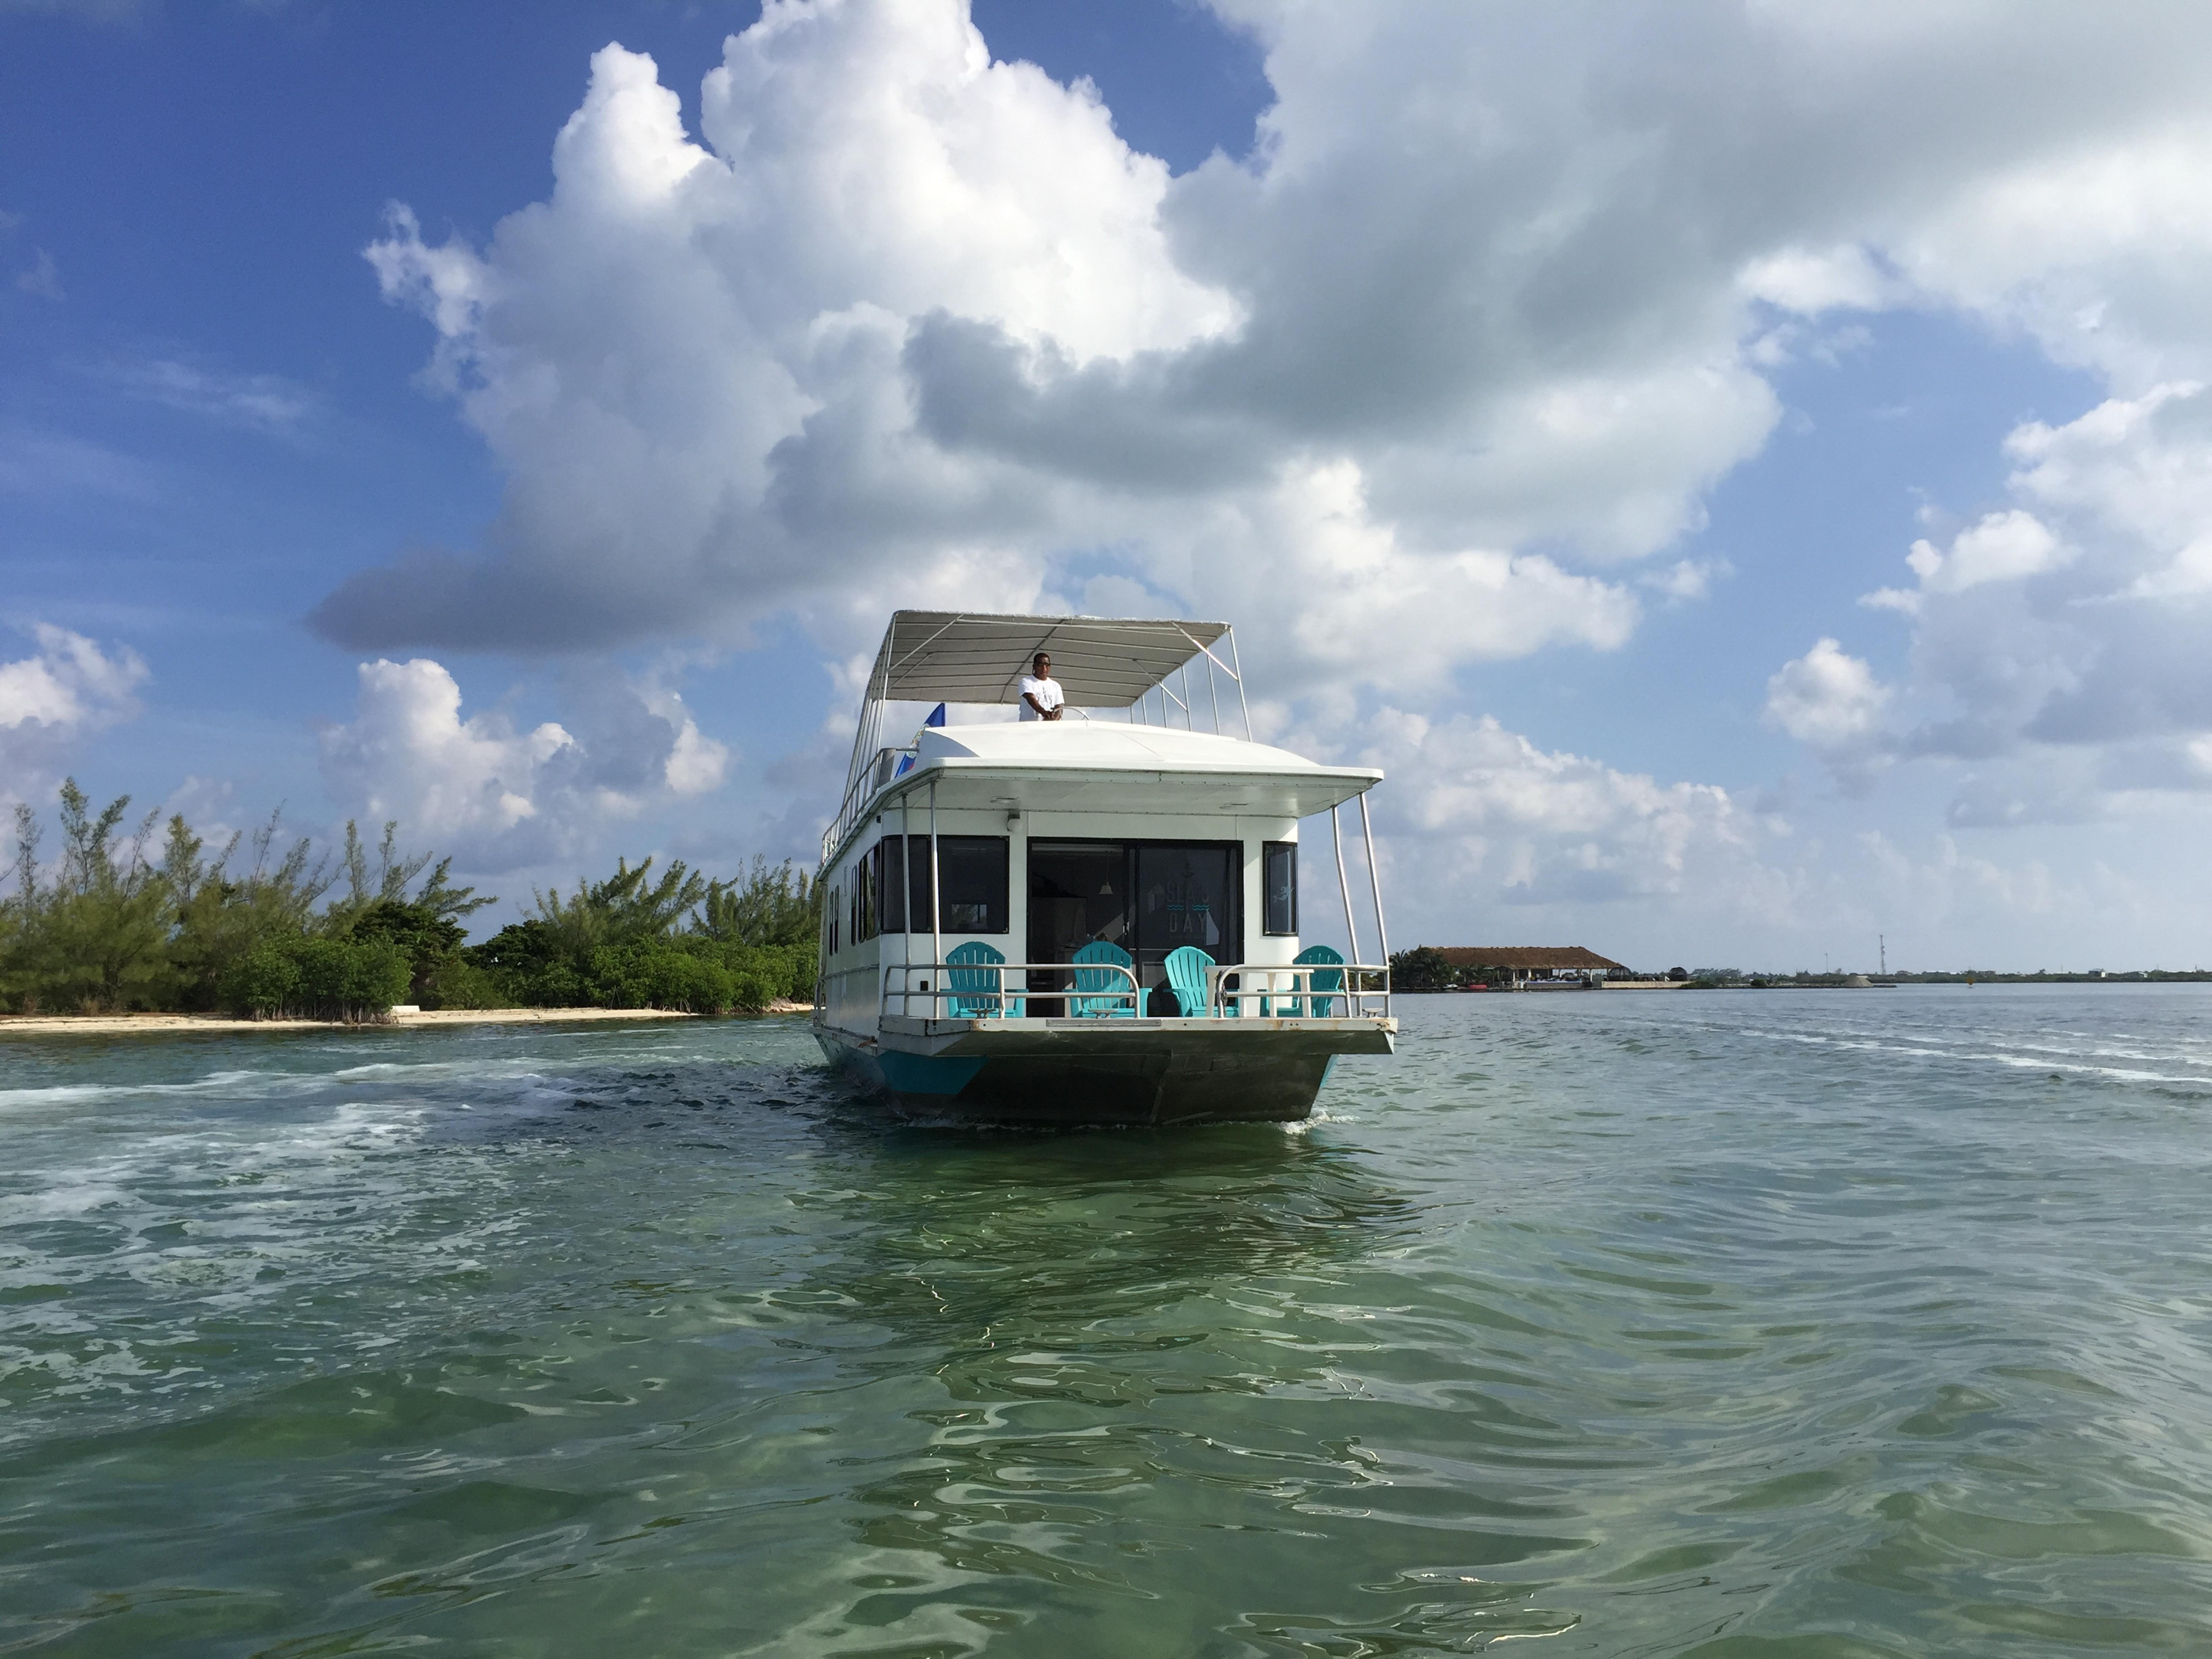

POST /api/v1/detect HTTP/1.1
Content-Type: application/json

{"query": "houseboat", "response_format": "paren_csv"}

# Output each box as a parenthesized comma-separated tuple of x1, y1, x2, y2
(813, 612, 1395, 1125)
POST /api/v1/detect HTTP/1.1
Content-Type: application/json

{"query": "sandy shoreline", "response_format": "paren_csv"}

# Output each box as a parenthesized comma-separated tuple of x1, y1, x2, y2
(0, 1003, 814, 1038)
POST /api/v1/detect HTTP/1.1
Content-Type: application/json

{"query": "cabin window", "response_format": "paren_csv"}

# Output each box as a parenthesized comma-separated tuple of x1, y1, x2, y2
(880, 837, 906, 934)
(834, 836, 1005, 935)
(864, 836, 940, 934)
(858, 841, 881, 942)
(1263, 841, 1298, 936)
(936, 836, 1009, 934)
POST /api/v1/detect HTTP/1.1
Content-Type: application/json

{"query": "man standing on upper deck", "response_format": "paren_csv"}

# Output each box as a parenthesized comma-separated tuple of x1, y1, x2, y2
(1019, 652, 1065, 722)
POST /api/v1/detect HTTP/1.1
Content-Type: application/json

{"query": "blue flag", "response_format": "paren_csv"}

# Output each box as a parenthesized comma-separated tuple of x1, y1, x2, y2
(925, 702, 947, 728)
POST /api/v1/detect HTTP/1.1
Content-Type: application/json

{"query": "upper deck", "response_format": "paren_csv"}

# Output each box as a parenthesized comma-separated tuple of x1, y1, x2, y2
(823, 610, 1375, 865)
(822, 723, 1378, 863)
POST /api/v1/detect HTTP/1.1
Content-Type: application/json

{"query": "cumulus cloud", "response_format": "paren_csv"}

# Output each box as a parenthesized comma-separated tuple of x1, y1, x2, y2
(322, 1, 2212, 728)
(304, 0, 2212, 942)
(322, 0, 1867, 678)
(1818, 383, 2212, 820)
(316, 657, 730, 869)
(0, 624, 147, 801)
(1905, 510, 2070, 595)
(1359, 709, 1771, 911)
(1766, 639, 1890, 754)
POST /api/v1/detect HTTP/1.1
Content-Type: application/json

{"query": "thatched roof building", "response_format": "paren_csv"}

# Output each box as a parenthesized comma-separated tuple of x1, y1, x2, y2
(1438, 946, 1625, 974)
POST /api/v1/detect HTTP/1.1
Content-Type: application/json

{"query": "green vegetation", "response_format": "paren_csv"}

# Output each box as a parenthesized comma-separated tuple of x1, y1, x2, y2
(1388, 945, 1456, 992)
(1386, 946, 1521, 990)
(1, 779, 821, 1021)
(468, 855, 817, 1014)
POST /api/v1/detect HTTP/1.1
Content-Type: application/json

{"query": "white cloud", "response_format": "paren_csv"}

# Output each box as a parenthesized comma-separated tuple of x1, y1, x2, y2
(319, 659, 572, 840)
(1739, 243, 1902, 315)
(105, 357, 316, 432)
(316, 657, 732, 869)
(1765, 638, 1890, 763)
(1903, 509, 2070, 594)
(321, 0, 2212, 728)
(1829, 383, 2212, 819)
(313, 1, 1799, 681)
(1360, 709, 1769, 909)
(305, 0, 2212, 933)
(0, 623, 148, 801)
(1643, 557, 1730, 602)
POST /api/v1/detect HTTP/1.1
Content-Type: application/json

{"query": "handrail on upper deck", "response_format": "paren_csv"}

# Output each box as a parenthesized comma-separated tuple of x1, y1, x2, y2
(822, 743, 920, 863)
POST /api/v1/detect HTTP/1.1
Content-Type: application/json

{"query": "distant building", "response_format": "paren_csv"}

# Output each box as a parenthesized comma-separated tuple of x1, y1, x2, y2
(1439, 946, 1626, 988)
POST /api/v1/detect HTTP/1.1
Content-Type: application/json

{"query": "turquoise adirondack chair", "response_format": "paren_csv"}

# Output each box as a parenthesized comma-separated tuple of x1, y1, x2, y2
(1292, 944, 1345, 1018)
(1163, 946, 1215, 1017)
(1070, 939, 1136, 1018)
(946, 940, 1020, 1018)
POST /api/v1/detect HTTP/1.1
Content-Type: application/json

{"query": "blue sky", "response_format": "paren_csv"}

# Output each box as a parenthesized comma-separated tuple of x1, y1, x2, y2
(6, 0, 2210, 971)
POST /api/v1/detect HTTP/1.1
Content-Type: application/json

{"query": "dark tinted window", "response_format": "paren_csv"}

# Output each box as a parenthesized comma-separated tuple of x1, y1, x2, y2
(867, 835, 957, 934)
(1263, 841, 1297, 935)
(936, 836, 1008, 934)
(879, 837, 907, 934)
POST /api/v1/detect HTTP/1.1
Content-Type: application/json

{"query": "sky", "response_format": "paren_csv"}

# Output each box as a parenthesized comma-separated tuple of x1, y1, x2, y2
(5, 0, 2211, 973)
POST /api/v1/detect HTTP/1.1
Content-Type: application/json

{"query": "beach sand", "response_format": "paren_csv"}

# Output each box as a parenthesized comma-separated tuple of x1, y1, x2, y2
(0, 1003, 814, 1038)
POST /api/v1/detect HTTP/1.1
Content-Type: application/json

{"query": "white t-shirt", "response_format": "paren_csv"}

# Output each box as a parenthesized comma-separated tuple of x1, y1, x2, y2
(1018, 674, 1064, 720)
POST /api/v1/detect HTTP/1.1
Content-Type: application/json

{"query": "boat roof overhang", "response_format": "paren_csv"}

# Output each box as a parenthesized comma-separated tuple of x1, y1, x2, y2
(851, 723, 1379, 837)
(867, 612, 1232, 708)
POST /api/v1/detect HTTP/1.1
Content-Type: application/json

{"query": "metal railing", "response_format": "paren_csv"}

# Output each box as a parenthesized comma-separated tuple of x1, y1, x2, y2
(879, 960, 1391, 1022)
(822, 744, 920, 863)
(882, 959, 1142, 1020)
(1206, 963, 1391, 1020)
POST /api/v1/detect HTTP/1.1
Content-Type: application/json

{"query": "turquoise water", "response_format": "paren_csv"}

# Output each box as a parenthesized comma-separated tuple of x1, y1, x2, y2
(5, 987, 2212, 1656)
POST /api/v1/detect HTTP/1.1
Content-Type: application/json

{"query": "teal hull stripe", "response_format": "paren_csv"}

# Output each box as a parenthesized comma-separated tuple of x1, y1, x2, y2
(876, 1049, 985, 1097)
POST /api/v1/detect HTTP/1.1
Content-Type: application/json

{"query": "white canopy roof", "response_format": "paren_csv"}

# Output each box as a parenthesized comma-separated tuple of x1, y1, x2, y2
(867, 612, 1232, 708)
(889, 722, 1381, 820)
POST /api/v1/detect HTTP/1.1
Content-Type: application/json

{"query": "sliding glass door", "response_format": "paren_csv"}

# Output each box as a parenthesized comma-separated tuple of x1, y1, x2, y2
(1027, 840, 1241, 1012)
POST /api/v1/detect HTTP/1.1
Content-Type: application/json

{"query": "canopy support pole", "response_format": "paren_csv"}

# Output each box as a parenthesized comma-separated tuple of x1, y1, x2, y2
(1203, 647, 1222, 734)
(929, 779, 942, 1018)
(1333, 805, 1362, 969)
(1228, 628, 1253, 741)
(900, 789, 913, 1013)
(1358, 790, 1389, 968)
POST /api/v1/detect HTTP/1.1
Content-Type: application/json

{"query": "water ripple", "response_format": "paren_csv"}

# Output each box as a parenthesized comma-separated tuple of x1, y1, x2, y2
(4, 991, 2212, 1654)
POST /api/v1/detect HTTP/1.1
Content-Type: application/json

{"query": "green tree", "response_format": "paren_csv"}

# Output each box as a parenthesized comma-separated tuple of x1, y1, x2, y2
(330, 820, 495, 1004)
(1389, 944, 1456, 993)
(533, 855, 706, 962)
(165, 808, 336, 1010)
(220, 934, 411, 1021)
(693, 858, 819, 948)
(1, 782, 176, 1012)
